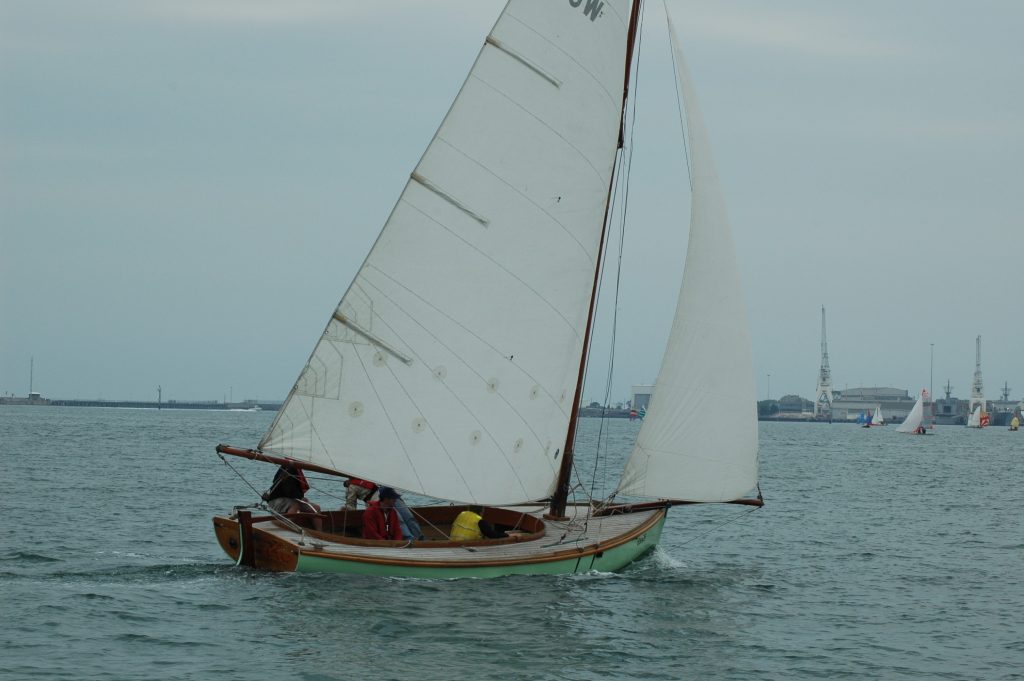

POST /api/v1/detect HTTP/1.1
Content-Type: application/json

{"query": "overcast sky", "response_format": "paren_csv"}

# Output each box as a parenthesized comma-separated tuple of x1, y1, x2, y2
(2, 0, 1022, 405)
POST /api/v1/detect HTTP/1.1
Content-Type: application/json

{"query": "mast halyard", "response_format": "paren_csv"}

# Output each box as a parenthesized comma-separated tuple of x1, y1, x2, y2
(549, 0, 644, 519)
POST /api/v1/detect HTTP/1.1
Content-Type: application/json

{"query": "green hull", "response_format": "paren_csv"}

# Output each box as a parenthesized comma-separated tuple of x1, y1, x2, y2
(294, 514, 665, 578)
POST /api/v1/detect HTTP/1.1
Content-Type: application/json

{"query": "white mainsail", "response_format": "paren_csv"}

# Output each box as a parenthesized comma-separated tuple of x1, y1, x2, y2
(260, 1, 634, 504)
(617, 13, 758, 502)
(896, 391, 925, 433)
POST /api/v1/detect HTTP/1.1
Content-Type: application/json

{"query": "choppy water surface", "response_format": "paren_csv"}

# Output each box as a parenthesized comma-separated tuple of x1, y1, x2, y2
(1, 407, 1021, 680)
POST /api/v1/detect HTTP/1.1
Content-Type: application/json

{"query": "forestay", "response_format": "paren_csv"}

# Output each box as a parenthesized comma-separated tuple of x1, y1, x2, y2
(260, 0, 634, 505)
(617, 13, 758, 502)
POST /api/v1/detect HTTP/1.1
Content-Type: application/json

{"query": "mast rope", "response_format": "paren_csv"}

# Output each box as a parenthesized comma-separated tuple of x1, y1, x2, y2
(676, 505, 761, 547)
(218, 452, 272, 502)
(580, 0, 647, 527)
(219, 454, 464, 542)
(218, 454, 321, 544)
(663, 0, 693, 190)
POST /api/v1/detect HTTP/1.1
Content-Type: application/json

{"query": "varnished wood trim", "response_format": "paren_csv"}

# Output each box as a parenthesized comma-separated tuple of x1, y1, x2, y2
(216, 444, 350, 478)
(596, 497, 763, 516)
(274, 504, 549, 548)
(212, 516, 299, 572)
(213, 517, 242, 562)
(296, 509, 666, 569)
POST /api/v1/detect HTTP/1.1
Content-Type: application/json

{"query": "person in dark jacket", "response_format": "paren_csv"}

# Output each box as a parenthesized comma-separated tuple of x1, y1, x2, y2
(263, 465, 320, 515)
(361, 487, 404, 541)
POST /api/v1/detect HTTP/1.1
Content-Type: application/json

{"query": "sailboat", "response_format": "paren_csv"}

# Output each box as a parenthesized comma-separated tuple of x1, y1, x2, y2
(871, 406, 885, 426)
(966, 404, 989, 428)
(860, 406, 883, 428)
(212, 0, 762, 577)
(896, 390, 928, 435)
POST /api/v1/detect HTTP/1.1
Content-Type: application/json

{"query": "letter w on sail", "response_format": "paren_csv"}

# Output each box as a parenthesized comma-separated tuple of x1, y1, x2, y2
(568, 0, 604, 22)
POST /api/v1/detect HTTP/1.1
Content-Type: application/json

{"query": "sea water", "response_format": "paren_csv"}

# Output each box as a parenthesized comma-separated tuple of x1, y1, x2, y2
(1, 407, 1021, 680)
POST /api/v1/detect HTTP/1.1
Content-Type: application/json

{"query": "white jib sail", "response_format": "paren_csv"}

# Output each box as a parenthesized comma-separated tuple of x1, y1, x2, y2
(617, 12, 758, 502)
(896, 392, 924, 433)
(260, 0, 634, 505)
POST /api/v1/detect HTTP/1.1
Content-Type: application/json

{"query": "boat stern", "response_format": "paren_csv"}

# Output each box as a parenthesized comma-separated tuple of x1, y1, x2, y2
(212, 514, 299, 571)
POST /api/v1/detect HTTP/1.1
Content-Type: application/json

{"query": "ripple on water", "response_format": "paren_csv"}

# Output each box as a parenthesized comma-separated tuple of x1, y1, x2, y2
(2, 413, 1022, 681)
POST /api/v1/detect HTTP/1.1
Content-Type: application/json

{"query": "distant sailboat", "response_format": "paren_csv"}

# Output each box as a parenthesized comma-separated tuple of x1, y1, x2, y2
(871, 405, 885, 426)
(211, 1, 762, 577)
(897, 390, 928, 435)
(966, 404, 988, 428)
(861, 406, 883, 428)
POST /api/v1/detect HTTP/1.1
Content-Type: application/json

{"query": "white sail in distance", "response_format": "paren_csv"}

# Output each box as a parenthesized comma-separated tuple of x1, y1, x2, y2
(967, 405, 982, 428)
(260, 0, 634, 504)
(617, 11, 758, 502)
(871, 406, 884, 426)
(897, 391, 925, 433)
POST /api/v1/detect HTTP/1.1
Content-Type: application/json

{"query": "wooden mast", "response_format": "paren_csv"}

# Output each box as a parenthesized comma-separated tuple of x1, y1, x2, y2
(549, 0, 644, 520)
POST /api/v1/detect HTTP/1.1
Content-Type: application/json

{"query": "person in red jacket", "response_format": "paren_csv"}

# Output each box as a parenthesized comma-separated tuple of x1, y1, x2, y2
(361, 487, 403, 541)
(344, 477, 377, 510)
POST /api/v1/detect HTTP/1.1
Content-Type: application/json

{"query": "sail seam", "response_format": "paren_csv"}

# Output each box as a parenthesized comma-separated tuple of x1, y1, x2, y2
(502, 12, 621, 108)
(410, 172, 489, 226)
(433, 136, 597, 264)
(485, 36, 561, 88)
(395, 200, 585, 344)
(346, 341, 431, 495)
(372, 337, 533, 503)
(352, 276, 564, 457)
(467, 72, 610, 185)
(352, 274, 561, 489)
(290, 394, 343, 475)
(354, 273, 571, 451)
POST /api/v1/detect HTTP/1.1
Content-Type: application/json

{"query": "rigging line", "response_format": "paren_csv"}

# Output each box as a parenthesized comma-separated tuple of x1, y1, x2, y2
(219, 454, 318, 544)
(663, 0, 692, 191)
(678, 505, 761, 548)
(219, 452, 269, 502)
(303, 480, 347, 504)
(573, 148, 624, 514)
(588, 0, 647, 509)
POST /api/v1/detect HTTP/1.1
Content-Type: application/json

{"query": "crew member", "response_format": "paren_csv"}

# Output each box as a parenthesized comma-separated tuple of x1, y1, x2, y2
(362, 487, 403, 541)
(344, 477, 377, 510)
(449, 505, 506, 541)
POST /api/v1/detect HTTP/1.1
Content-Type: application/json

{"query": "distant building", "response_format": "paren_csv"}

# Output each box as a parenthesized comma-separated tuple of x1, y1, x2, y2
(830, 387, 918, 422)
(631, 384, 654, 411)
(933, 395, 969, 425)
(0, 391, 51, 406)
